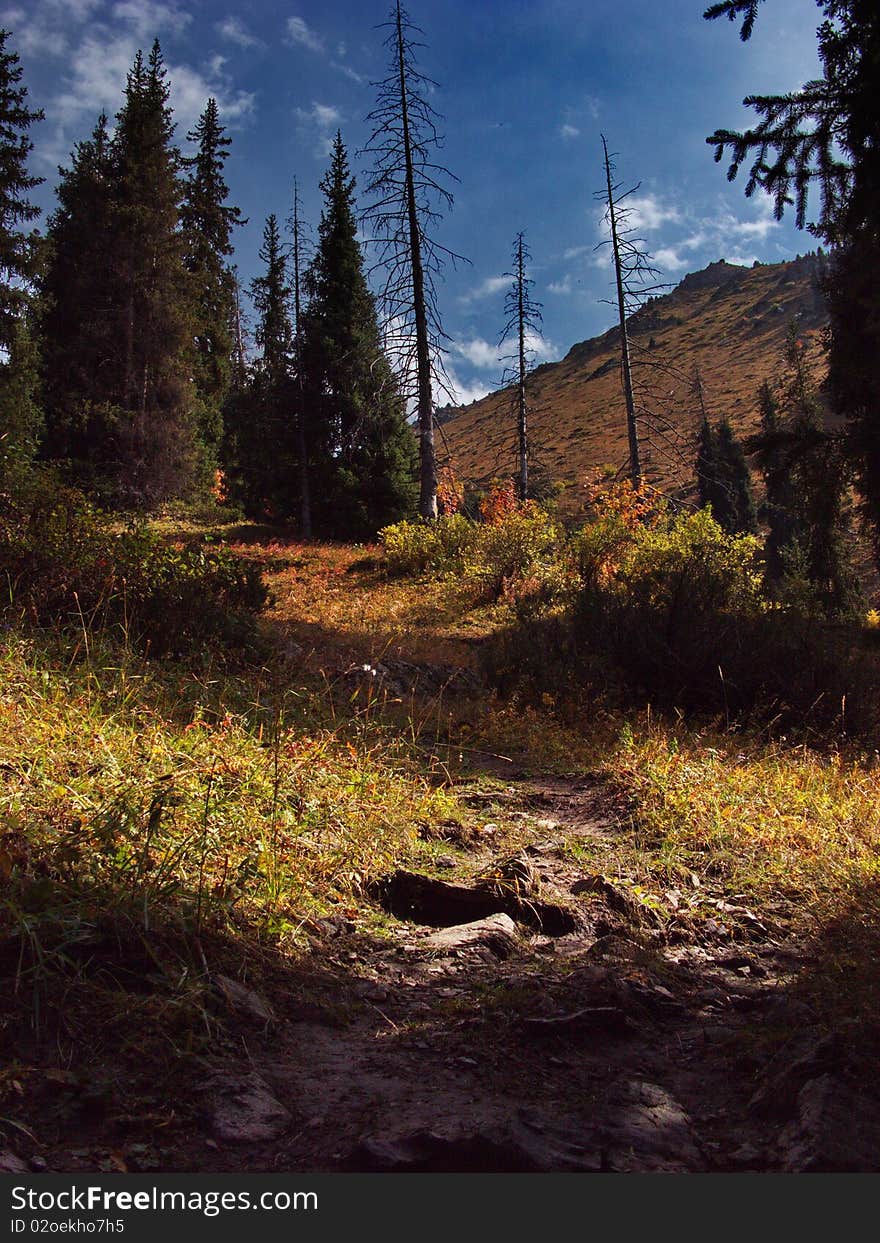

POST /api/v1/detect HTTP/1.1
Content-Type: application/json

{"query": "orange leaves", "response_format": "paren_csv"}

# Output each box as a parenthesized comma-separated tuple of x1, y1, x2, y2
(583, 469, 662, 530)
(479, 479, 518, 525)
(437, 467, 465, 517)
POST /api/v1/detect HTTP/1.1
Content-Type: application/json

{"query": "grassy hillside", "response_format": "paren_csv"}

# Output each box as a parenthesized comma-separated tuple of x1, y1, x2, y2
(441, 255, 828, 512)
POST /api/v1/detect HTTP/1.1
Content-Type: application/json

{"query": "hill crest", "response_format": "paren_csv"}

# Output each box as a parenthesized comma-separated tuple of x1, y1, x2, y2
(440, 254, 827, 511)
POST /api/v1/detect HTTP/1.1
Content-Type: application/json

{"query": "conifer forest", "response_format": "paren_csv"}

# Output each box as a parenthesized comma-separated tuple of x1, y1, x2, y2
(2, 1, 880, 1186)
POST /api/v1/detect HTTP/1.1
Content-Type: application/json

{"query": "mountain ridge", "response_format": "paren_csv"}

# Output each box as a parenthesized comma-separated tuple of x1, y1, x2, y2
(440, 254, 828, 510)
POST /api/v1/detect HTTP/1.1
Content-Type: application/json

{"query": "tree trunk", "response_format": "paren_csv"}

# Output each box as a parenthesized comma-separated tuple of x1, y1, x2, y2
(516, 234, 529, 502)
(603, 136, 641, 489)
(396, 0, 437, 519)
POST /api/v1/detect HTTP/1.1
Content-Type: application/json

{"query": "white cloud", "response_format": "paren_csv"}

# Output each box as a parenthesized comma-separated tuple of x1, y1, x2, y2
(459, 274, 508, 304)
(444, 363, 493, 407)
(332, 61, 367, 84)
(719, 199, 778, 241)
(587, 185, 780, 284)
(36, 13, 256, 170)
(111, 1, 192, 41)
(446, 329, 557, 406)
(548, 275, 573, 294)
(560, 123, 580, 141)
(523, 329, 558, 364)
(295, 101, 343, 156)
(216, 16, 262, 50)
(653, 246, 688, 273)
(1, 0, 102, 57)
(171, 61, 256, 130)
(453, 337, 502, 370)
(286, 15, 324, 54)
(624, 193, 682, 233)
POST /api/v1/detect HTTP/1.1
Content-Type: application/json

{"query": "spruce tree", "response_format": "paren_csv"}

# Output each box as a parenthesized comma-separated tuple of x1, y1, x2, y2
(109, 41, 195, 504)
(706, 2, 880, 568)
(696, 414, 721, 512)
(288, 179, 312, 538)
(754, 378, 800, 585)
(715, 418, 758, 535)
(182, 98, 242, 468)
(251, 214, 292, 388)
(754, 334, 857, 615)
(224, 214, 294, 517)
(42, 44, 197, 505)
(694, 366, 756, 535)
(0, 28, 43, 354)
(302, 132, 416, 538)
(41, 114, 116, 466)
(0, 27, 43, 476)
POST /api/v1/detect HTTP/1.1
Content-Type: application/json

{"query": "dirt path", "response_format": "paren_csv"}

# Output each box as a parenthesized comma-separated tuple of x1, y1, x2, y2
(141, 768, 875, 1174)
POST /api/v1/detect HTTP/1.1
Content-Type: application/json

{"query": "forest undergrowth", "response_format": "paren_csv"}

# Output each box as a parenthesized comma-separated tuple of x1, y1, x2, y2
(3, 514, 880, 1167)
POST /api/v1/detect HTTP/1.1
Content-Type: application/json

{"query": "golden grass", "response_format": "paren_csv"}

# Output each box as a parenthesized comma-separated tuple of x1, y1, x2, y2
(608, 720, 880, 906)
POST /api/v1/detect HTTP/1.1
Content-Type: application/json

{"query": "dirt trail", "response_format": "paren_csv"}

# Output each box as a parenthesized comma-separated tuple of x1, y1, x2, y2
(164, 564, 879, 1176)
(150, 767, 875, 1174)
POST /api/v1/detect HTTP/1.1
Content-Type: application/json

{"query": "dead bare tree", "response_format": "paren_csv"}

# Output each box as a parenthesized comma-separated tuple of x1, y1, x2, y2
(361, 0, 464, 519)
(596, 135, 666, 488)
(499, 231, 543, 501)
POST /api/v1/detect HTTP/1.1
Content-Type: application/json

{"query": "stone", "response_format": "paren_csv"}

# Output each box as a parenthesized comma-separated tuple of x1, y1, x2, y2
(779, 1075, 880, 1172)
(602, 1081, 703, 1172)
(373, 868, 582, 935)
(342, 1116, 602, 1173)
(748, 1030, 843, 1118)
(572, 874, 663, 928)
(420, 913, 519, 958)
(204, 1071, 291, 1145)
(0, 1148, 29, 1173)
(212, 974, 276, 1026)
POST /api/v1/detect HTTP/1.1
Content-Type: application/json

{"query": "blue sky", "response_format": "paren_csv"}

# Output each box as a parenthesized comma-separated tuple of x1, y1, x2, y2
(7, 0, 822, 405)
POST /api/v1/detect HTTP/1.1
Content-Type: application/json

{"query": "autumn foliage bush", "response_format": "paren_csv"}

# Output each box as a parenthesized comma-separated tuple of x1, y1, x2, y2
(0, 470, 268, 655)
(380, 480, 562, 598)
(482, 480, 880, 735)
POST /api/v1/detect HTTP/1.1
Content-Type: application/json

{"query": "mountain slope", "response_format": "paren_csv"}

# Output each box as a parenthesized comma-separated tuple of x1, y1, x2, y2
(440, 255, 828, 511)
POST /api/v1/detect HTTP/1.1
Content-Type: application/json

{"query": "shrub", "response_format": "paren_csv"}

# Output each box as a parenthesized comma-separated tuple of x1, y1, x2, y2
(572, 508, 767, 710)
(0, 470, 268, 656)
(472, 502, 561, 598)
(380, 513, 476, 576)
(381, 502, 563, 599)
(485, 503, 880, 737)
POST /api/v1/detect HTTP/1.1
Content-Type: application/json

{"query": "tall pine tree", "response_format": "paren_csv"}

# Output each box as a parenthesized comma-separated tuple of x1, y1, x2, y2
(754, 332, 856, 615)
(0, 28, 43, 353)
(224, 213, 294, 517)
(706, 2, 880, 568)
(302, 132, 416, 538)
(182, 97, 242, 472)
(0, 28, 43, 475)
(42, 44, 197, 506)
(694, 367, 756, 535)
(41, 114, 116, 466)
(110, 42, 195, 504)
